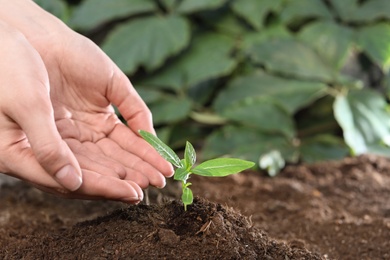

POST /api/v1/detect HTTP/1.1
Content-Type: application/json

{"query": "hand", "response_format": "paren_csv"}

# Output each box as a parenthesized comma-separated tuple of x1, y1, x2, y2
(43, 31, 174, 192)
(0, 1, 173, 203)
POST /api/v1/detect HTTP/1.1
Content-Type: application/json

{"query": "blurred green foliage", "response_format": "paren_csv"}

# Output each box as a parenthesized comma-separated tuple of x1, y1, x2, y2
(38, 0, 390, 174)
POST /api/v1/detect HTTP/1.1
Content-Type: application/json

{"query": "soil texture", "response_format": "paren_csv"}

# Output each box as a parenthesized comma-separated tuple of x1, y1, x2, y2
(0, 155, 389, 259)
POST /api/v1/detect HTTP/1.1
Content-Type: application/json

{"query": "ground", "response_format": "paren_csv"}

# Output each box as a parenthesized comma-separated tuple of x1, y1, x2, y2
(0, 155, 389, 259)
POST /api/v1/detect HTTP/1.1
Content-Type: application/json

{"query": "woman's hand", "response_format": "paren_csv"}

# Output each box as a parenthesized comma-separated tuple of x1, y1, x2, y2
(0, 0, 173, 203)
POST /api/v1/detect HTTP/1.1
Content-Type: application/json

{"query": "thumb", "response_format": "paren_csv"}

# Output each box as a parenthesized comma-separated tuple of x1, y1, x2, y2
(10, 98, 83, 191)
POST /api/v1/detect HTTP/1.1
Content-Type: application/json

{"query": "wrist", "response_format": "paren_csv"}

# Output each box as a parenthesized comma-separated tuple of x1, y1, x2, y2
(0, 0, 71, 53)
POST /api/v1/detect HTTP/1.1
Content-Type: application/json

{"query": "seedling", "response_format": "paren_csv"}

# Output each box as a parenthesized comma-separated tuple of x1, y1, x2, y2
(139, 130, 255, 210)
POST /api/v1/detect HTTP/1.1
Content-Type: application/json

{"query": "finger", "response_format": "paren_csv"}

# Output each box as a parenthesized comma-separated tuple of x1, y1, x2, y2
(7, 90, 82, 191)
(34, 171, 143, 204)
(65, 139, 127, 179)
(106, 69, 155, 134)
(0, 142, 71, 192)
(65, 170, 144, 203)
(109, 124, 174, 177)
(97, 138, 166, 188)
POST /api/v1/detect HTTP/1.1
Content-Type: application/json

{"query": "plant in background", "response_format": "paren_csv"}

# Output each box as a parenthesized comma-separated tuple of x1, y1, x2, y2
(139, 130, 254, 210)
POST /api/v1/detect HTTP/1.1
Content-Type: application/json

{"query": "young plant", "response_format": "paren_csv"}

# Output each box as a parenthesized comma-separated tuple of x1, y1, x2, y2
(139, 130, 255, 210)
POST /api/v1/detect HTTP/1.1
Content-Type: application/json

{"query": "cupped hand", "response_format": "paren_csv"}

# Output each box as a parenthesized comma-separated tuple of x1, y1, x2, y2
(41, 31, 174, 191)
(0, 9, 173, 203)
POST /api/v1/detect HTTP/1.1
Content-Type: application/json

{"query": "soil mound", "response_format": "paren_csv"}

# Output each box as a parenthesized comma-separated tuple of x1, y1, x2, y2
(1, 155, 390, 259)
(4, 198, 321, 259)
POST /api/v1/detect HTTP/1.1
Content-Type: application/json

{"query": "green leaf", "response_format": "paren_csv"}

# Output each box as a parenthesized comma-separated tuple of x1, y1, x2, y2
(192, 158, 255, 177)
(328, 0, 357, 22)
(68, 0, 156, 30)
(384, 71, 390, 99)
(210, 11, 249, 36)
(231, 0, 283, 30)
(203, 126, 298, 164)
(300, 135, 349, 163)
(182, 186, 193, 211)
(142, 33, 236, 90)
(184, 141, 196, 169)
(298, 21, 354, 71)
(35, 0, 68, 21)
(357, 23, 390, 73)
(214, 71, 327, 114)
(280, 0, 332, 25)
(222, 96, 296, 139)
(355, 0, 390, 22)
(138, 130, 182, 168)
(174, 167, 190, 181)
(330, 0, 390, 23)
(241, 24, 292, 50)
(101, 15, 190, 74)
(160, 0, 178, 11)
(177, 0, 228, 14)
(333, 89, 390, 155)
(134, 87, 164, 104)
(259, 150, 285, 177)
(249, 38, 334, 81)
(149, 97, 192, 125)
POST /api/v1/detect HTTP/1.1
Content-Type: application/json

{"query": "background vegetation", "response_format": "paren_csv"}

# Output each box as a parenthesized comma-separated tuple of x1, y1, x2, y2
(37, 0, 390, 174)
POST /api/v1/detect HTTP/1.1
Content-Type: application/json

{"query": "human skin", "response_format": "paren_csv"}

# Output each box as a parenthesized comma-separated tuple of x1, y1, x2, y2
(0, 0, 173, 203)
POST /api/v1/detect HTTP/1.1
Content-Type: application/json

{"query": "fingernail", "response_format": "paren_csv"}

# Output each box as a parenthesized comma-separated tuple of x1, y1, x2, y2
(156, 180, 166, 189)
(139, 191, 144, 201)
(55, 165, 82, 191)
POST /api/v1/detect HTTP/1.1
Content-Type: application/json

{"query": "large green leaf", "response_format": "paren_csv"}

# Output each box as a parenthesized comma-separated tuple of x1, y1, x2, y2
(222, 97, 295, 138)
(280, 0, 332, 25)
(142, 33, 237, 90)
(214, 72, 327, 114)
(357, 23, 390, 73)
(333, 89, 390, 155)
(249, 38, 334, 81)
(202, 126, 297, 164)
(177, 0, 228, 14)
(231, 0, 283, 30)
(300, 135, 349, 163)
(135, 87, 164, 104)
(211, 12, 249, 36)
(138, 130, 182, 168)
(192, 158, 255, 177)
(328, 0, 358, 22)
(241, 24, 292, 51)
(330, 0, 390, 22)
(68, 0, 156, 30)
(149, 98, 192, 125)
(101, 15, 190, 74)
(356, 0, 390, 22)
(160, 0, 178, 11)
(298, 21, 354, 71)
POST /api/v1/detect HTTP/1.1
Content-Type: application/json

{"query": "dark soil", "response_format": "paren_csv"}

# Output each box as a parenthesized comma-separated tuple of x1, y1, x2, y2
(1, 155, 389, 259)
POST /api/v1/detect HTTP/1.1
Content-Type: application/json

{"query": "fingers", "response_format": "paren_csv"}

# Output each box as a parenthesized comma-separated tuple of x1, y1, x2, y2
(0, 24, 82, 192)
(1, 146, 142, 203)
(54, 170, 144, 203)
(65, 139, 127, 179)
(109, 124, 174, 177)
(97, 138, 164, 188)
(8, 94, 83, 191)
(107, 68, 155, 134)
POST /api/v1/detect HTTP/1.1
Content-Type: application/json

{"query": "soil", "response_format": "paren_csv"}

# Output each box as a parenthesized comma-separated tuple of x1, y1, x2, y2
(0, 155, 389, 259)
